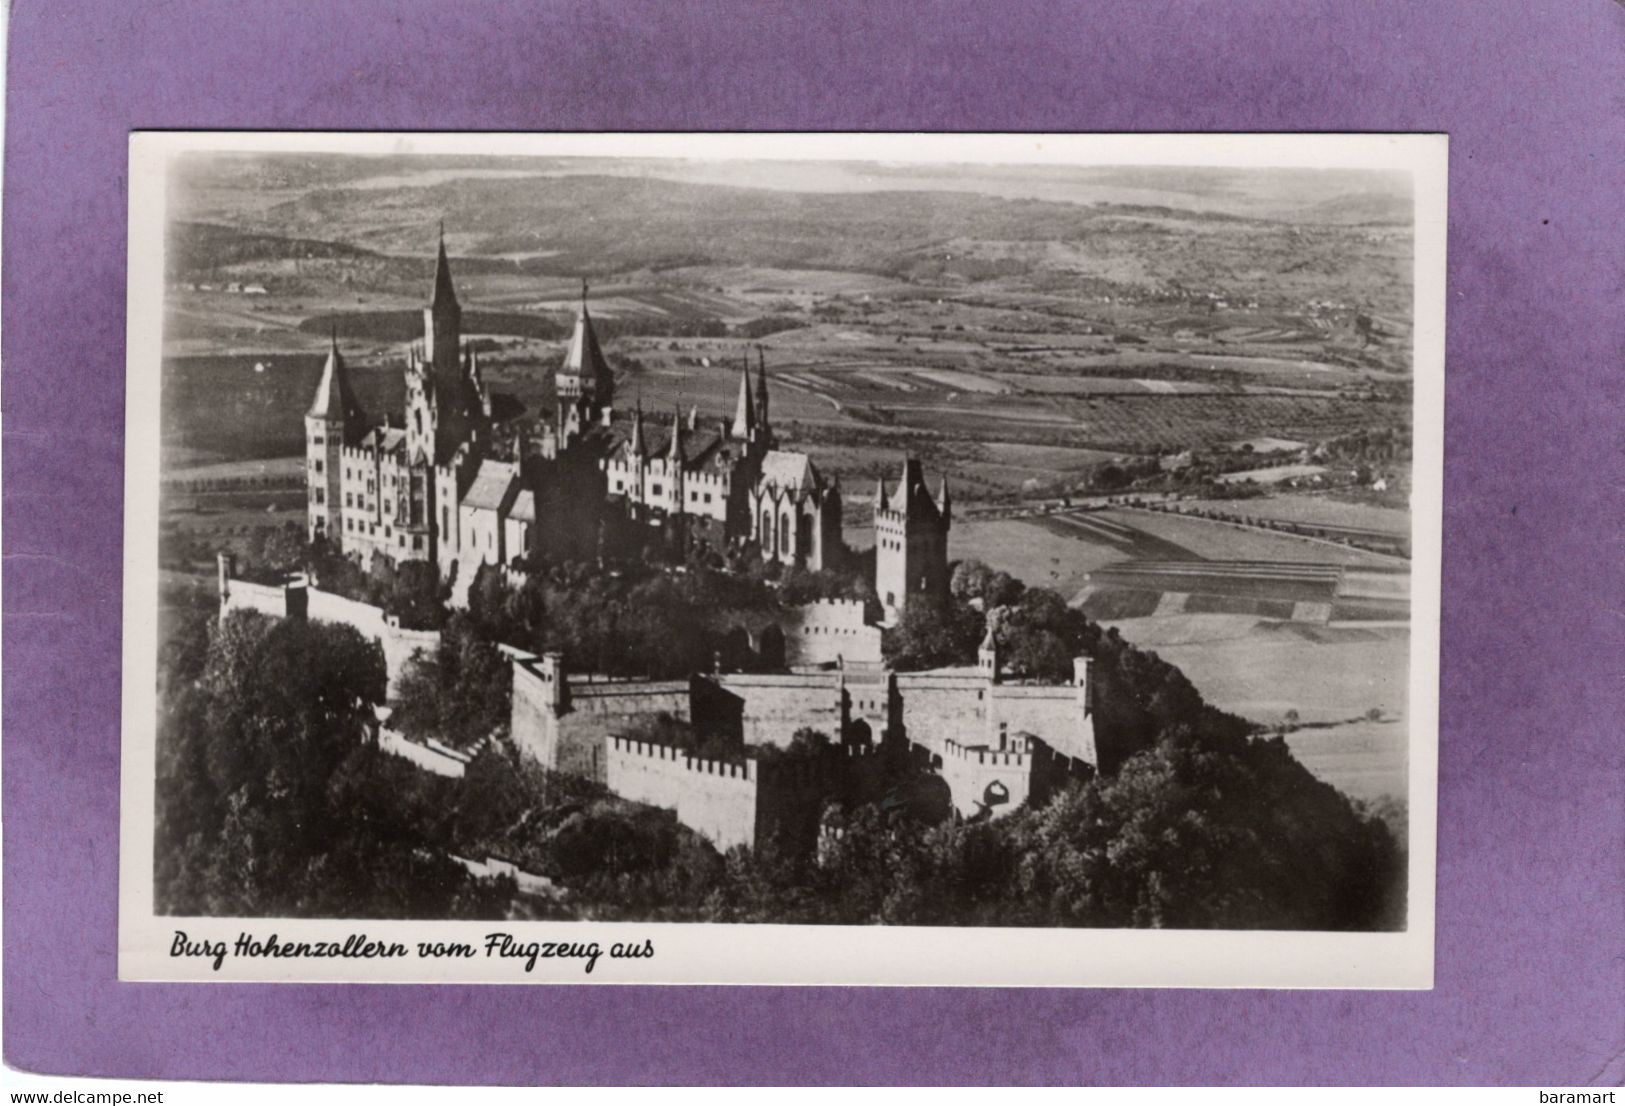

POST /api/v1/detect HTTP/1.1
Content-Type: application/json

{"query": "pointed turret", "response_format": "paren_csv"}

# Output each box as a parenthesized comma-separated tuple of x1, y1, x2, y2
(731, 358, 755, 440)
(939, 474, 952, 520)
(430, 222, 458, 310)
(668, 407, 684, 462)
(875, 477, 889, 511)
(307, 333, 365, 429)
(899, 457, 925, 509)
(558, 279, 613, 408)
(630, 400, 646, 455)
(686, 405, 698, 431)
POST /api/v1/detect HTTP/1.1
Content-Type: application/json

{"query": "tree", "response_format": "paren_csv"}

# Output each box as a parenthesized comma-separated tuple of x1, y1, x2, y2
(154, 610, 511, 919)
(384, 559, 446, 630)
(882, 595, 982, 670)
(391, 614, 513, 750)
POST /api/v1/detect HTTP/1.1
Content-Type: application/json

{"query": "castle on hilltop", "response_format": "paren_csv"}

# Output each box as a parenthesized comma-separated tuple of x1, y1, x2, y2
(304, 228, 948, 604)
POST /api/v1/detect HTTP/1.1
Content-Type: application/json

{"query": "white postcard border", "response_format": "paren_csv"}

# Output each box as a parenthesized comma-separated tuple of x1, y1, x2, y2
(119, 131, 1445, 987)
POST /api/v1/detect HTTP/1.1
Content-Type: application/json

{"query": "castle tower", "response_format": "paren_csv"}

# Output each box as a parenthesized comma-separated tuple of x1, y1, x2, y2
(305, 334, 364, 544)
(557, 279, 613, 411)
(874, 457, 951, 621)
(422, 224, 462, 386)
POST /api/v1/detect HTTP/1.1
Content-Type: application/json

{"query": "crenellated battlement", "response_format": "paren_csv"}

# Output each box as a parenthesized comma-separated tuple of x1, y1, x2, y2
(942, 738, 1030, 769)
(607, 735, 757, 781)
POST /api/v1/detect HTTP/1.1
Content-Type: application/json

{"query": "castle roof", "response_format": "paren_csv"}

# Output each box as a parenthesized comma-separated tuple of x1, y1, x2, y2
(464, 459, 520, 513)
(359, 425, 408, 456)
(509, 488, 536, 524)
(560, 285, 612, 387)
(760, 449, 819, 492)
(607, 419, 731, 474)
(307, 338, 366, 426)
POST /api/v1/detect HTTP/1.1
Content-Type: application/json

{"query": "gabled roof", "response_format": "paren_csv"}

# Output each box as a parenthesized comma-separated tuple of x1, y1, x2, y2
(760, 449, 818, 492)
(463, 459, 520, 513)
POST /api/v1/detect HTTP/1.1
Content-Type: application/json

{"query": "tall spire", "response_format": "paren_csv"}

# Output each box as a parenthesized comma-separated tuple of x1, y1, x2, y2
(669, 406, 684, 462)
(939, 474, 952, 519)
(731, 356, 755, 440)
(755, 345, 770, 430)
(430, 221, 457, 309)
(631, 398, 646, 455)
(875, 476, 889, 512)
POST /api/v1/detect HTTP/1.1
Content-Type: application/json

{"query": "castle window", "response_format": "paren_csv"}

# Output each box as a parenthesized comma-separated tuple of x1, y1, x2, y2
(313, 489, 324, 505)
(313, 459, 323, 474)
(345, 493, 353, 508)
(414, 536, 423, 551)
(704, 493, 712, 504)
(651, 483, 662, 497)
(312, 435, 323, 446)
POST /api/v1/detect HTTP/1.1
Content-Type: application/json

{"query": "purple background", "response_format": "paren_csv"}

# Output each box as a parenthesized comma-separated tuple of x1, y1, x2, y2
(4, 0, 1621, 1086)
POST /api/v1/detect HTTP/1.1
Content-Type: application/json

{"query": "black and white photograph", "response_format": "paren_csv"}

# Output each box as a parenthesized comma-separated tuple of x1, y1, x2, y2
(119, 133, 1443, 986)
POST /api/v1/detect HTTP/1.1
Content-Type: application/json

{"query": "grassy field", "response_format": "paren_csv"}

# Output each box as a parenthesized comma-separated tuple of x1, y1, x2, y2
(1176, 493, 1410, 536)
(1216, 463, 1328, 484)
(1104, 508, 1401, 567)
(1101, 613, 1409, 801)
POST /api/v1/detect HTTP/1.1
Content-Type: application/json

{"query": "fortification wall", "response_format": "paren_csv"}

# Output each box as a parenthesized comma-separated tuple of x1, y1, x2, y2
(220, 579, 291, 620)
(378, 728, 470, 779)
(782, 599, 884, 667)
(939, 739, 1034, 820)
(717, 673, 844, 748)
(985, 686, 1097, 766)
(842, 674, 895, 744)
(510, 663, 569, 774)
(510, 669, 694, 783)
(893, 675, 988, 749)
(606, 738, 759, 852)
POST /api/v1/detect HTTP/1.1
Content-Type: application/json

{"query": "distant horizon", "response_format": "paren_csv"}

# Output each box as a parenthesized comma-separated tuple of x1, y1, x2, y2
(174, 149, 1413, 226)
